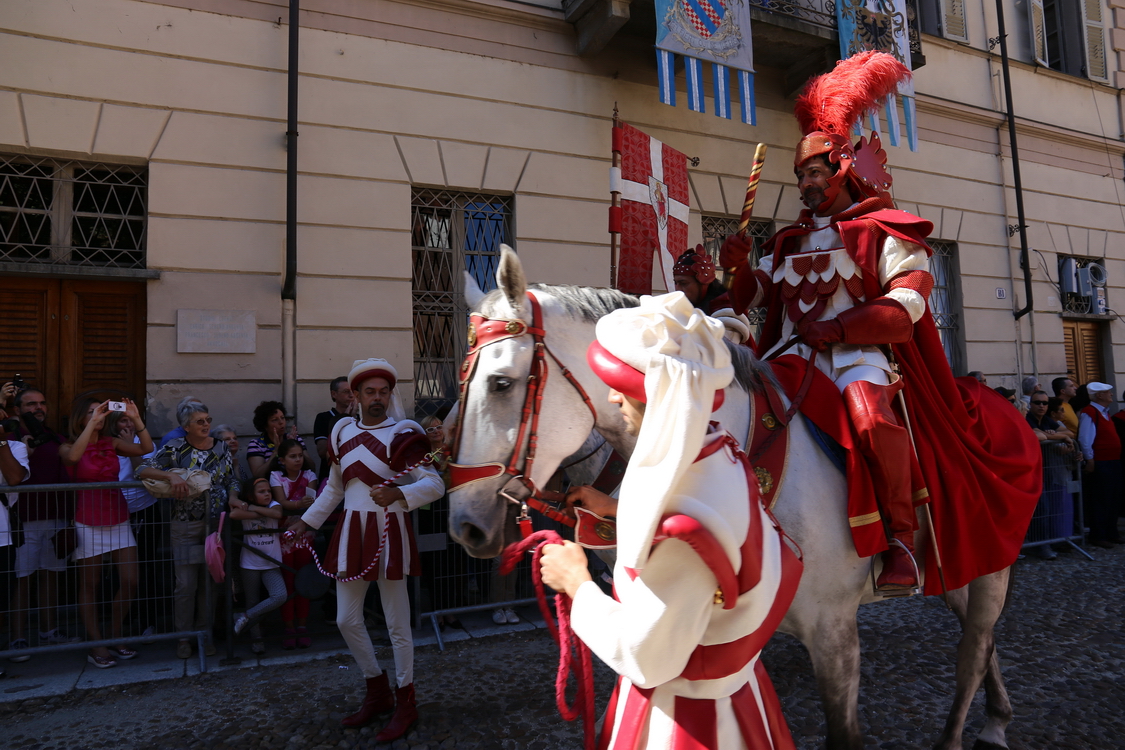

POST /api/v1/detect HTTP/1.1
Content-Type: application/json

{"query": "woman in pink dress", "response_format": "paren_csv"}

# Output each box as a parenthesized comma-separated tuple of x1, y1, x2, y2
(60, 398, 154, 669)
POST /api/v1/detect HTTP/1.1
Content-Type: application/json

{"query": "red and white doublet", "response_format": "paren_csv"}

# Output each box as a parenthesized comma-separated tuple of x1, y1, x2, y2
(745, 206, 931, 381)
(304, 416, 441, 579)
(572, 426, 799, 750)
(302, 415, 443, 684)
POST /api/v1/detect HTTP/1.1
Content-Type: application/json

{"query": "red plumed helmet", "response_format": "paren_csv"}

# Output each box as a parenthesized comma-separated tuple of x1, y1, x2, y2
(792, 51, 912, 206)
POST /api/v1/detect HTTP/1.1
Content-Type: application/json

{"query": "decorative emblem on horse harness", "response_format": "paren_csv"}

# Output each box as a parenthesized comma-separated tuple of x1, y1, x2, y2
(506, 320, 524, 335)
(467, 322, 477, 348)
(755, 466, 773, 496)
(594, 522, 616, 543)
(761, 413, 779, 430)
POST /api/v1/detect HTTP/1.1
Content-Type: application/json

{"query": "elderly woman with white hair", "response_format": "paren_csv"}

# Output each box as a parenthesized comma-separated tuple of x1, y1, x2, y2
(138, 401, 238, 659)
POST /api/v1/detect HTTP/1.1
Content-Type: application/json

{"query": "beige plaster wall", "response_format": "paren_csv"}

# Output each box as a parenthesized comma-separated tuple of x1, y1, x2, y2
(2, 0, 1124, 433)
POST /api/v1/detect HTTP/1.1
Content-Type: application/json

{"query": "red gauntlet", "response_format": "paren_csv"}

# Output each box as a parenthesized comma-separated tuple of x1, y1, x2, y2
(835, 298, 914, 345)
(719, 233, 754, 271)
(798, 298, 914, 350)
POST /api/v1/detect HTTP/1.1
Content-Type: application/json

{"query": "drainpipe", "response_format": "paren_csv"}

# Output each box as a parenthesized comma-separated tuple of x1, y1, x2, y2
(281, 0, 299, 417)
(993, 0, 1033, 322)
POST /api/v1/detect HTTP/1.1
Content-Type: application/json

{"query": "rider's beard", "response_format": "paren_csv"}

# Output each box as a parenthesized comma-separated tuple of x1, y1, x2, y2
(803, 188, 825, 210)
(366, 402, 387, 423)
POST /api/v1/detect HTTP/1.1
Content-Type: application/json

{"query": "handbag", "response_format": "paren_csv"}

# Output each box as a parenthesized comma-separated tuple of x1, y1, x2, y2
(52, 524, 77, 559)
(143, 468, 212, 500)
(205, 511, 227, 583)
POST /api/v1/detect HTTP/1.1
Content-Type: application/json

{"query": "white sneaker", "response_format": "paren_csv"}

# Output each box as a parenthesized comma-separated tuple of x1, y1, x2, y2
(140, 626, 157, 645)
(39, 629, 81, 645)
(7, 639, 31, 663)
(492, 608, 508, 625)
(504, 607, 519, 624)
(234, 615, 250, 635)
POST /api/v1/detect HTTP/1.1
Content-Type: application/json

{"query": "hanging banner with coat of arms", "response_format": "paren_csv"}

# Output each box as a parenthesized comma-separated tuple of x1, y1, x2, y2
(836, 0, 919, 150)
(609, 120, 689, 295)
(655, 0, 756, 125)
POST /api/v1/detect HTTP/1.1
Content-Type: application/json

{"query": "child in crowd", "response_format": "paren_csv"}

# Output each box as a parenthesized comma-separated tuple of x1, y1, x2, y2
(269, 439, 317, 649)
(230, 478, 286, 654)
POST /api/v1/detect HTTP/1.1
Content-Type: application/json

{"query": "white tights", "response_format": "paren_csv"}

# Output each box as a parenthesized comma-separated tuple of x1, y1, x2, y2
(335, 576, 413, 685)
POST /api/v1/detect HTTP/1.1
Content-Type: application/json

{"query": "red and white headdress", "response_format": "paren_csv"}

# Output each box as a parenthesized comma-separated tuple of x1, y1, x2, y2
(585, 293, 732, 570)
(793, 51, 912, 207)
(348, 358, 404, 421)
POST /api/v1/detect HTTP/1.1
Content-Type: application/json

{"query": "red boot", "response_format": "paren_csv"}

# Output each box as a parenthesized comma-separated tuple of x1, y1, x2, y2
(843, 379, 918, 591)
(375, 682, 418, 742)
(341, 673, 394, 727)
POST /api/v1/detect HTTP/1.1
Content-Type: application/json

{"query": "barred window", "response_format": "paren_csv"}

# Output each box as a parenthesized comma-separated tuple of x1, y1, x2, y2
(412, 188, 513, 419)
(0, 154, 147, 269)
(928, 239, 965, 374)
(701, 214, 772, 333)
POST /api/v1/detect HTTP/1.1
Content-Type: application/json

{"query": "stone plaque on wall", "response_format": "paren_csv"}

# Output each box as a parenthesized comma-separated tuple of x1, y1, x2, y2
(176, 309, 257, 353)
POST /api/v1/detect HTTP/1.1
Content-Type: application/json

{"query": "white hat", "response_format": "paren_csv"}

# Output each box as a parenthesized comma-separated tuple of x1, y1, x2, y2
(349, 358, 398, 391)
(348, 358, 405, 422)
(594, 292, 733, 570)
(1086, 381, 1113, 394)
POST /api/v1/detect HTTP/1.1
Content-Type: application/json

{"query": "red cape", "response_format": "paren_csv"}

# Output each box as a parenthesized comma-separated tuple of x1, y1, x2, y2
(754, 207, 1041, 595)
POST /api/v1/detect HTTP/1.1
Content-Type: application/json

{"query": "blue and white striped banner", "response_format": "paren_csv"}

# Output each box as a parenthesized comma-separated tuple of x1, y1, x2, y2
(655, 0, 755, 125)
(685, 57, 705, 113)
(836, 0, 918, 151)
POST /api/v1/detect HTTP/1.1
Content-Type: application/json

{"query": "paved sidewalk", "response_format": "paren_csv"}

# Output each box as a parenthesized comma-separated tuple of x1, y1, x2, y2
(0, 604, 548, 704)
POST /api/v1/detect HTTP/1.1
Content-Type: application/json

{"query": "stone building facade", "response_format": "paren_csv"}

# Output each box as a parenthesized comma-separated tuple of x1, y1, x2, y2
(1, 0, 1123, 437)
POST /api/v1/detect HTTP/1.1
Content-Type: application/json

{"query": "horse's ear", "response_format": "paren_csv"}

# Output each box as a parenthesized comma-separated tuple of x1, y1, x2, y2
(463, 271, 486, 310)
(496, 244, 527, 312)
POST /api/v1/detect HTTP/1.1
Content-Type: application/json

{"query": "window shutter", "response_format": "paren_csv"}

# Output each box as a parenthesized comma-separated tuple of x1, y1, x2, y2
(1078, 323, 1103, 383)
(0, 282, 53, 396)
(939, 0, 969, 43)
(59, 281, 146, 410)
(1062, 322, 1078, 380)
(1082, 0, 1108, 81)
(1029, 0, 1050, 67)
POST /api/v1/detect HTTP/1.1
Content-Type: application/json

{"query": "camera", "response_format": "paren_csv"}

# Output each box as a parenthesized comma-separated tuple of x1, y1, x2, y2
(107, 401, 127, 412)
(12, 374, 24, 391)
(0, 412, 53, 448)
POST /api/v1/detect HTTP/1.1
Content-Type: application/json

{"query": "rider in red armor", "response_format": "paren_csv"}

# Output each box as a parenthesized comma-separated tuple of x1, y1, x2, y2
(721, 52, 931, 591)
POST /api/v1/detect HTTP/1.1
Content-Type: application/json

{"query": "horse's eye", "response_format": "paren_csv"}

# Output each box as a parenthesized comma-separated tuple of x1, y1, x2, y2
(491, 377, 513, 393)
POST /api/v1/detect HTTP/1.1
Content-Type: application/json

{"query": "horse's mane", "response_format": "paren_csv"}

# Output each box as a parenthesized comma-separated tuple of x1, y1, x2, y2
(476, 283, 772, 395)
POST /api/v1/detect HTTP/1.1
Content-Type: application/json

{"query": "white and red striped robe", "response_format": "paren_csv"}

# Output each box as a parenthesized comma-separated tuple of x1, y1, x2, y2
(571, 428, 802, 750)
(301, 416, 442, 580)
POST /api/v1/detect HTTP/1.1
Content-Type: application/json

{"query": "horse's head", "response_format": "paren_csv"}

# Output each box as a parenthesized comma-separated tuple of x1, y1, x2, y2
(448, 247, 635, 557)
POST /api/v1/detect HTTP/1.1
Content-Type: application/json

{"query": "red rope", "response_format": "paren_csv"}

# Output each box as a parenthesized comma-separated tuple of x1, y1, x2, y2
(501, 531, 597, 750)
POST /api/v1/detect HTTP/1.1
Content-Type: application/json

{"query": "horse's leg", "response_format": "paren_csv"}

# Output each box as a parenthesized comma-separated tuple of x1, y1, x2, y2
(933, 569, 1011, 750)
(802, 610, 864, 750)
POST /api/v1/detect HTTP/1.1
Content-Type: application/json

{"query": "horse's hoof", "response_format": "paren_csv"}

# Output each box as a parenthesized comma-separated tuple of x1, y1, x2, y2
(971, 740, 1009, 750)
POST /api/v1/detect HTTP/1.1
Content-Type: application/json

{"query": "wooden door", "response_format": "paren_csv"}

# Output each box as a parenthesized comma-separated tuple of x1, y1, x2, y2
(1062, 319, 1104, 385)
(0, 276, 146, 434)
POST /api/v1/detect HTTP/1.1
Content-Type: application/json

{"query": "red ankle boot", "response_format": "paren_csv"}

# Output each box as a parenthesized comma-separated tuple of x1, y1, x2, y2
(375, 682, 418, 742)
(341, 673, 393, 727)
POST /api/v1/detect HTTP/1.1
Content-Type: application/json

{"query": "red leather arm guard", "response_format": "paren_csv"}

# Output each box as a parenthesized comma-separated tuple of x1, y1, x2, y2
(388, 430, 432, 472)
(836, 297, 915, 345)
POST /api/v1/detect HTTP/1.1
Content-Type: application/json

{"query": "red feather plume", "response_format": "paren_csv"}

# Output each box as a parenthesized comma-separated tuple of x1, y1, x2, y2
(794, 51, 912, 137)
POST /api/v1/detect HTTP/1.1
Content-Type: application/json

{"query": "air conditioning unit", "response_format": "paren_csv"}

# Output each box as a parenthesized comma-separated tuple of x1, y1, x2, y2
(1077, 263, 1107, 296)
(1060, 257, 1079, 295)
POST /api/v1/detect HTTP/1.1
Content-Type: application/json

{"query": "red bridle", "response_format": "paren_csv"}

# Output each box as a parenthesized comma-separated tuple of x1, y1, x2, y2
(448, 292, 599, 532)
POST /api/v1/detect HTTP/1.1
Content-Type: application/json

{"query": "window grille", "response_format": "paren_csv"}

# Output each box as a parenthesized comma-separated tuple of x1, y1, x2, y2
(701, 214, 772, 332)
(0, 154, 147, 269)
(927, 239, 964, 374)
(412, 188, 513, 419)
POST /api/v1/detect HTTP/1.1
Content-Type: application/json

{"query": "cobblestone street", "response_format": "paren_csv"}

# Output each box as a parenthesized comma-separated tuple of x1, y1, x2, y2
(4, 542, 1122, 750)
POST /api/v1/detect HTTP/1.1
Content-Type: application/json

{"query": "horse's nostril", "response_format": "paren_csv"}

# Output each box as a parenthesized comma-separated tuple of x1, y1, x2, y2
(461, 523, 487, 545)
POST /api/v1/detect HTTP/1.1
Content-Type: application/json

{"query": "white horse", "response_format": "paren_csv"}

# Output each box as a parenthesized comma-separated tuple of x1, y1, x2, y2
(449, 249, 1015, 750)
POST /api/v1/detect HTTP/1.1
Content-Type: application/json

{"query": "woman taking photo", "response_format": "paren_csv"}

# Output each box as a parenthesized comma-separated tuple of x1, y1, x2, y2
(60, 398, 153, 669)
(137, 401, 238, 659)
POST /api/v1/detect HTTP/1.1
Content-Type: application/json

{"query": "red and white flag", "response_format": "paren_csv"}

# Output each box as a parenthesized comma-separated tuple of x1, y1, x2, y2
(609, 121, 689, 295)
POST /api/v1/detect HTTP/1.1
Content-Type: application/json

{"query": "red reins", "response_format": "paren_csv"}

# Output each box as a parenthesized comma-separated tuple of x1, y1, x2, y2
(448, 292, 599, 535)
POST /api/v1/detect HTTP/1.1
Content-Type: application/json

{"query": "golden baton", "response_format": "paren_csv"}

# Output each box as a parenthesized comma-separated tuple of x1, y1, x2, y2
(725, 142, 767, 289)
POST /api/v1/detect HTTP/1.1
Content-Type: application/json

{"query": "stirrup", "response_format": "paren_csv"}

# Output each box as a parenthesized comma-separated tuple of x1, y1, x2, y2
(869, 538, 921, 598)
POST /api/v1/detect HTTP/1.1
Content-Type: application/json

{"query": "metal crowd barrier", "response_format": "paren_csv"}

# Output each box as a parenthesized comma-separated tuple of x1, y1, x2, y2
(2, 482, 210, 672)
(1021, 439, 1093, 560)
(411, 495, 586, 651)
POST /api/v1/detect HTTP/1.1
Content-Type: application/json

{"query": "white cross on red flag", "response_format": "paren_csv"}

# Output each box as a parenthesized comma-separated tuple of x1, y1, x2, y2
(609, 121, 689, 295)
